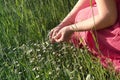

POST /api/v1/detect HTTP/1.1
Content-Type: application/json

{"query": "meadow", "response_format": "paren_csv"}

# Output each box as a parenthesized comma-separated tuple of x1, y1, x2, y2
(0, 0, 120, 80)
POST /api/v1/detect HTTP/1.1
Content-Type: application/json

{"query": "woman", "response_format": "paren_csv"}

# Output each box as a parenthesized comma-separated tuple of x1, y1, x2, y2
(49, 0, 120, 72)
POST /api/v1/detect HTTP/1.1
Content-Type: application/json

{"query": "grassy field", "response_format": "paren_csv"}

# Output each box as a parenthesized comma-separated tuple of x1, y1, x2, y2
(0, 0, 120, 80)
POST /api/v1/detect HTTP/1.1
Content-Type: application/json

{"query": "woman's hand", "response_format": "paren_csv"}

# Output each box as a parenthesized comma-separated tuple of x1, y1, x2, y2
(49, 26, 61, 43)
(53, 26, 74, 43)
(49, 22, 68, 43)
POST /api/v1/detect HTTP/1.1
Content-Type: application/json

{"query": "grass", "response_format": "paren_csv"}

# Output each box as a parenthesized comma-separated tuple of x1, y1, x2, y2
(0, 0, 120, 80)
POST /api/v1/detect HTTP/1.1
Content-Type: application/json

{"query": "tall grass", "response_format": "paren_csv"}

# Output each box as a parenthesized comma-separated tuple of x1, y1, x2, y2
(0, 0, 120, 80)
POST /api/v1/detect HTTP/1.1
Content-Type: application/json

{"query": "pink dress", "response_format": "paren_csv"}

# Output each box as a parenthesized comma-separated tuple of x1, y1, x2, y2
(70, 0, 120, 71)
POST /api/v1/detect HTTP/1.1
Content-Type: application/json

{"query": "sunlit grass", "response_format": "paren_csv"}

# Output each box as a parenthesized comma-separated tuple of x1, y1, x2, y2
(0, 0, 120, 80)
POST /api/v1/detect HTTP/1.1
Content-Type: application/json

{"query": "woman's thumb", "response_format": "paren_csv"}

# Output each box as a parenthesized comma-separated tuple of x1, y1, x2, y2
(54, 33, 64, 42)
(54, 32, 61, 39)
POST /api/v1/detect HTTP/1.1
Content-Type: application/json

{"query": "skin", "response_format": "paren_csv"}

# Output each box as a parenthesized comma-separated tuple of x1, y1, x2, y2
(49, 0, 117, 43)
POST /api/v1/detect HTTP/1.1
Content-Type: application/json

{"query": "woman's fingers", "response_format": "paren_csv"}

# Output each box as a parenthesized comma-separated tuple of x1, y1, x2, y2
(52, 27, 61, 38)
(55, 36, 63, 42)
(48, 29, 54, 42)
(54, 32, 64, 43)
(49, 30, 53, 38)
(52, 30, 57, 38)
(49, 30, 57, 43)
(49, 27, 61, 43)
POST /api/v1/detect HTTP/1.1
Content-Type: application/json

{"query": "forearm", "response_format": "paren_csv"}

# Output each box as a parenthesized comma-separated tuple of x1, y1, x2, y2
(70, 0, 117, 31)
(69, 15, 110, 31)
(59, 0, 95, 27)
(70, 13, 116, 31)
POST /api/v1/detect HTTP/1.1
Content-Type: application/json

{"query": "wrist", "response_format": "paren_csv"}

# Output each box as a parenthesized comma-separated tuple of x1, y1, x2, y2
(69, 24, 78, 32)
(57, 23, 64, 29)
(58, 21, 66, 27)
